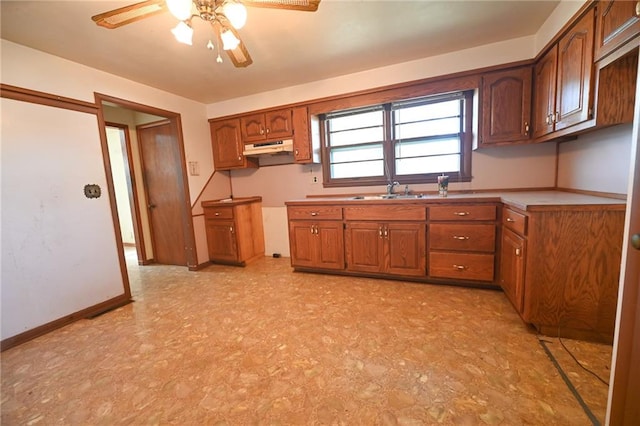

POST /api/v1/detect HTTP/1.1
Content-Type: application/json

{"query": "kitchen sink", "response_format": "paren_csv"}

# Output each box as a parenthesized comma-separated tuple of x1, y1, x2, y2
(351, 194, 426, 200)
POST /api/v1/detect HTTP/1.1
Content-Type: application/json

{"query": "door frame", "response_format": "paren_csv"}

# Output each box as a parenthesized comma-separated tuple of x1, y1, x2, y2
(95, 93, 197, 268)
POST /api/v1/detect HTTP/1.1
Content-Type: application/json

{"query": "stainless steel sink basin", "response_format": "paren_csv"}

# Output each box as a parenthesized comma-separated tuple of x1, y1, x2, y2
(351, 194, 426, 200)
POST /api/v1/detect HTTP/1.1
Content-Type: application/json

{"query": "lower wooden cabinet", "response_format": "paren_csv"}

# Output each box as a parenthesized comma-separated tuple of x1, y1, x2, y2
(345, 221, 426, 277)
(202, 197, 265, 266)
(500, 205, 625, 342)
(288, 220, 344, 270)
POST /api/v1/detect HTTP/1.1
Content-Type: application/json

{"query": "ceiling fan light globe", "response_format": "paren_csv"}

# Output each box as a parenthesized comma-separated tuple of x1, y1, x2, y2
(220, 29, 240, 50)
(223, 1, 247, 29)
(166, 0, 193, 20)
(171, 21, 194, 45)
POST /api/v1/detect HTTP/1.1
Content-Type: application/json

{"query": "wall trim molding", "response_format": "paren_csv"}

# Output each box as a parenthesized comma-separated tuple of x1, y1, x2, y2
(0, 83, 98, 114)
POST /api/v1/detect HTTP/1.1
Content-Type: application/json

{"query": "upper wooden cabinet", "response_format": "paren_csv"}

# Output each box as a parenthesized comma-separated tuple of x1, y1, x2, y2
(533, 8, 595, 139)
(595, 0, 640, 62)
(291, 106, 313, 163)
(209, 118, 258, 170)
(241, 108, 293, 143)
(480, 66, 532, 145)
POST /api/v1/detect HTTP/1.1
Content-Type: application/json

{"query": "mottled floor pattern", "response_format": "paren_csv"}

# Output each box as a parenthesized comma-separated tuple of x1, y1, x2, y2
(1, 250, 612, 425)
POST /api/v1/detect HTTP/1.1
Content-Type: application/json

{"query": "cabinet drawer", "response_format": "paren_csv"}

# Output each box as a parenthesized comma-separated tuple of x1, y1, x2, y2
(204, 206, 234, 220)
(344, 205, 426, 221)
(502, 207, 527, 235)
(429, 224, 496, 252)
(288, 206, 343, 220)
(429, 252, 495, 282)
(429, 205, 496, 221)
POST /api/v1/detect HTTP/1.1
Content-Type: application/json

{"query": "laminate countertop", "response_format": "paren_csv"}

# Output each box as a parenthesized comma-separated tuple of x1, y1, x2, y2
(286, 190, 626, 212)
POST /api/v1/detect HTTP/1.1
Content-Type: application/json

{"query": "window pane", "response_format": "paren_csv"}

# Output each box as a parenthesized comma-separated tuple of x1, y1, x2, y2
(330, 127, 383, 147)
(396, 154, 460, 175)
(332, 160, 384, 178)
(395, 138, 460, 158)
(394, 100, 460, 123)
(395, 117, 460, 139)
(329, 110, 383, 132)
(331, 144, 383, 163)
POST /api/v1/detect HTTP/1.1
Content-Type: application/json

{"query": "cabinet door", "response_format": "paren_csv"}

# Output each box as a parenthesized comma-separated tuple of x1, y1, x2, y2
(289, 220, 318, 268)
(555, 8, 595, 131)
(595, 0, 640, 61)
(210, 118, 246, 170)
(292, 106, 312, 163)
(205, 220, 238, 262)
(386, 222, 426, 277)
(500, 228, 526, 313)
(240, 113, 266, 142)
(315, 221, 345, 270)
(345, 222, 384, 273)
(532, 46, 558, 139)
(265, 109, 293, 139)
(480, 66, 532, 145)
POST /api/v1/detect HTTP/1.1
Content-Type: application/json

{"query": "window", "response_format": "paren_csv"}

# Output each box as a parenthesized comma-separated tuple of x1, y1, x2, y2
(321, 90, 473, 187)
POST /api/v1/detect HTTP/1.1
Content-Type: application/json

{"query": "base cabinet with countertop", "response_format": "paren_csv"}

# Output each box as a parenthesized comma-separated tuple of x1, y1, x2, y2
(287, 192, 625, 342)
(202, 197, 265, 266)
(499, 199, 626, 343)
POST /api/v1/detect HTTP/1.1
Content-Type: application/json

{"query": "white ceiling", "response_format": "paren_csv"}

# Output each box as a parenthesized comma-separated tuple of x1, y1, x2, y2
(0, 0, 560, 104)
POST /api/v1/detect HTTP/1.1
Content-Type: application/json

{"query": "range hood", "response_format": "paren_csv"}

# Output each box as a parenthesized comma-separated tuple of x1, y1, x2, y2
(243, 139, 293, 156)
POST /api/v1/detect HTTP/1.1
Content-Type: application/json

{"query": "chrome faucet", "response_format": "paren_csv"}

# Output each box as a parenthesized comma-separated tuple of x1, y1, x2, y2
(386, 181, 400, 195)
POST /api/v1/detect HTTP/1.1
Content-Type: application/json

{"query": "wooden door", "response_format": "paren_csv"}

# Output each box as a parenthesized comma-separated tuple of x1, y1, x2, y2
(240, 113, 266, 142)
(480, 66, 532, 145)
(210, 118, 245, 169)
(555, 8, 595, 131)
(315, 221, 345, 270)
(138, 121, 187, 266)
(386, 222, 426, 277)
(292, 106, 312, 163)
(265, 109, 293, 139)
(289, 220, 317, 268)
(499, 228, 526, 313)
(595, 0, 640, 61)
(533, 46, 558, 138)
(607, 55, 640, 424)
(205, 220, 238, 263)
(345, 222, 384, 273)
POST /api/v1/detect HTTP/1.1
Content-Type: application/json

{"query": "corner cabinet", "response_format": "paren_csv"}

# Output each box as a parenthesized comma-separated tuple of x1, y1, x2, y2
(595, 0, 640, 62)
(202, 197, 265, 266)
(209, 118, 258, 170)
(287, 205, 345, 270)
(480, 66, 532, 146)
(500, 203, 625, 343)
(533, 8, 595, 139)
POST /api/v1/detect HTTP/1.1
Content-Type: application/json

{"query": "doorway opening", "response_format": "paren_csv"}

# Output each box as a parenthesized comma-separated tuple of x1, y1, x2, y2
(96, 94, 196, 270)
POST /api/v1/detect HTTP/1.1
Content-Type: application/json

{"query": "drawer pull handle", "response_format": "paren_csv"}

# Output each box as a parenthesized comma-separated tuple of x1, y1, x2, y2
(215, 212, 220, 216)
(229, 226, 234, 233)
(453, 264, 467, 271)
(453, 235, 469, 240)
(379, 226, 383, 238)
(310, 212, 319, 216)
(506, 217, 515, 222)
(454, 212, 470, 216)
(310, 225, 315, 234)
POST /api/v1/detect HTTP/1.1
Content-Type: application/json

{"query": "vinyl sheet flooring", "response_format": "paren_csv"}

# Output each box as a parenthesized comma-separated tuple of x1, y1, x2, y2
(1, 248, 613, 425)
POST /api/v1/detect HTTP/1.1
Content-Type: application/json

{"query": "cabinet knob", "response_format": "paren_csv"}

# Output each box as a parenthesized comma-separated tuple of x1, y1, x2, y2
(295, 149, 299, 155)
(266, 128, 270, 134)
(215, 212, 220, 216)
(379, 226, 383, 238)
(524, 122, 530, 134)
(506, 217, 515, 222)
(229, 226, 234, 233)
(260, 128, 264, 135)
(453, 235, 469, 240)
(454, 211, 470, 216)
(631, 233, 640, 250)
(453, 265, 467, 271)
(515, 248, 522, 256)
(636, 2, 640, 17)
(310, 212, 319, 216)
(238, 156, 242, 161)
(310, 225, 315, 234)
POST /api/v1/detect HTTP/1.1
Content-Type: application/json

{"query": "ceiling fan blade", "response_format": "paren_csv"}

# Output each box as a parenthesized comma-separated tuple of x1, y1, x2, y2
(225, 29, 253, 68)
(92, 0, 167, 29)
(243, 0, 320, 12)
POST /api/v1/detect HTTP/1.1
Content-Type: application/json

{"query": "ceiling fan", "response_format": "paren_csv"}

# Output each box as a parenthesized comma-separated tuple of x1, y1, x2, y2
(92, 0, 321, 67)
